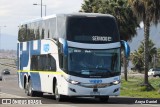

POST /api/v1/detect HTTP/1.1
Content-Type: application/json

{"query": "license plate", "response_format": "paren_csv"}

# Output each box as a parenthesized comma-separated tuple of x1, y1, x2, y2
(90, 92, 100, 95)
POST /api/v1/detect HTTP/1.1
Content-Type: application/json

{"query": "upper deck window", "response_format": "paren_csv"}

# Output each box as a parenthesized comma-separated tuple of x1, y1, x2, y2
(66, 16, 120, 43)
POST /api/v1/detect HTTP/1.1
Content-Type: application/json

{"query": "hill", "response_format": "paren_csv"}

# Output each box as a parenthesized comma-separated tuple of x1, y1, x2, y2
(1, 34, 17, 50)
(129, 22, 160, 52)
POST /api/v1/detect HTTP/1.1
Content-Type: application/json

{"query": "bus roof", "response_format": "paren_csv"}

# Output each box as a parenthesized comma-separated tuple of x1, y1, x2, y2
(20, 13, 115, 25)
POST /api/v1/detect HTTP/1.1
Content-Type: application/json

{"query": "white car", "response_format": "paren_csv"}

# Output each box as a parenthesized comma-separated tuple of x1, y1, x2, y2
(148, 68, 160, 77)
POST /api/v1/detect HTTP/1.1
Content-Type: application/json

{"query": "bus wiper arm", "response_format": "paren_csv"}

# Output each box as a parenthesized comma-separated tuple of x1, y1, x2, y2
(96, 66, 110, 71)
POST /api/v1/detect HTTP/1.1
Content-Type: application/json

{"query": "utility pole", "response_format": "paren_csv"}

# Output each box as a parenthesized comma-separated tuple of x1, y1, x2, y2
(33, 3, 47, 16)
(41, 0, 42, 17)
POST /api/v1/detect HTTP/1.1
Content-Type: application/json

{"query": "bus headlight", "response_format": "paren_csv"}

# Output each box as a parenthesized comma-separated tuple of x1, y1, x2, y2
(112, 80, 120, 85)
(64, 77, 80, 85)
(69, 80, 80, 85)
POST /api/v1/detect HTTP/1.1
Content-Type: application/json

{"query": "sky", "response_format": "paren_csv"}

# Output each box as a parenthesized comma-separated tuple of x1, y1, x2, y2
(0, 0, 83, 50)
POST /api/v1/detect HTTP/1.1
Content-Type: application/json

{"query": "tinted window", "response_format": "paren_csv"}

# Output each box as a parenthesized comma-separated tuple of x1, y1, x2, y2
(153, 68, 160, 71)
(67, 16, 120, 43)
(68, 48, 120, 78)
(31, 55, 56, 71)
(18, 17, 57, 42)
(18, 25, 27, 42)
(58, 42, 68, 72)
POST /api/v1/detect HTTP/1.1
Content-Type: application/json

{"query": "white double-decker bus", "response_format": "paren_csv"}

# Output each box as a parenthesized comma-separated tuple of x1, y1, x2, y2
(17, 13, 130, 102)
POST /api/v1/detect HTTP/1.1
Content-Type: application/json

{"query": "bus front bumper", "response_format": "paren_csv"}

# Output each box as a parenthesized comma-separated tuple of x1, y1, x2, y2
(66, 83, 120, 97)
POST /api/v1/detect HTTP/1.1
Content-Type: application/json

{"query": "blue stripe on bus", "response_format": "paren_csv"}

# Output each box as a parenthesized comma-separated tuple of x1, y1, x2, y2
(18, 72, 41, 91)
(18, 72, 28, 88)
(20, 42, 29, 70)
(20, 42, 23, 51)
(17, 43, 19, 70)
(30, 72, 41, 91)
(20, 43, 22, 70)
(19, 40, 42, 70)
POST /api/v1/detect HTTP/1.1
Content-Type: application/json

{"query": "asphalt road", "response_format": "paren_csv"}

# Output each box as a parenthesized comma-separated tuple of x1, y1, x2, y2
(0, 74, 160, 107)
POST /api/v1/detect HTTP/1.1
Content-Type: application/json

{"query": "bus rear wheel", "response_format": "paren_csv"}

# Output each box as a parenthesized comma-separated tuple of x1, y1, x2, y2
(25, 79, 38, 97)
(25, 82, 30, 96)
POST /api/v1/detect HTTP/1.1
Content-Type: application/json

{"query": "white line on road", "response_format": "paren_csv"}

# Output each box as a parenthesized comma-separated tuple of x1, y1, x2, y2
(143, 104, 160, 107)
(0, 92, 25, 98)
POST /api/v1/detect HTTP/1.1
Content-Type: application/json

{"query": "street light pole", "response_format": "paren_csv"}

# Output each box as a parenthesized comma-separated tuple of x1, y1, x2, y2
(44, 5, 46, 16)
(41, 0, 42, 17)
(33, 3, 47, 16)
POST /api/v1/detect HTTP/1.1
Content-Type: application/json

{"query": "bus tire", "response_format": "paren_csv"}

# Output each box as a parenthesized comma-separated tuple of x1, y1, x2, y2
(98, 96, 109, 103)
(25, 79, 36, 97)
(35, 91, 43, 97)
(25, 82, 30, 96)
(54, 83, 64, 102)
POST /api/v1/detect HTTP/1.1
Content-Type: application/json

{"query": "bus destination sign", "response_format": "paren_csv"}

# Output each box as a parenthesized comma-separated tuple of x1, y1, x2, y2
(92, 36, 112, 42)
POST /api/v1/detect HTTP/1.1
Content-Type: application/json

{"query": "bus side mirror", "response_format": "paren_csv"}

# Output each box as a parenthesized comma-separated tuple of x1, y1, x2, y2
(121, 40, 130, 58)
(59, 38, 68, 56)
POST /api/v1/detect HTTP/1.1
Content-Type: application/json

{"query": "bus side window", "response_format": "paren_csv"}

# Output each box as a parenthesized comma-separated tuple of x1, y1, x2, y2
(31, 55, 38, 71)
(58, 42, 67, 72)
(31, 55, 57, 71)
(48, 55, 56, 71)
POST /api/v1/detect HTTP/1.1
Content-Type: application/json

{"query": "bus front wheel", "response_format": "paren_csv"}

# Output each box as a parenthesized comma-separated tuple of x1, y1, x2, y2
(54, 83, 65, 101)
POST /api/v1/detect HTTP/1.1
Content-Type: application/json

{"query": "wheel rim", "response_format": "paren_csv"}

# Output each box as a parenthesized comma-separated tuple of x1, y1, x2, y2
(29, 85, 31, 95)
(28, 80, 32, 96)
(55, 87, 59, 99)
(25, 83, 29, 94)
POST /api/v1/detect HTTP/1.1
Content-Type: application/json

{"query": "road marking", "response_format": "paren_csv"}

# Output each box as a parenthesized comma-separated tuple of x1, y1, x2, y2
(144, 104, 160, 107)
(0, 92, 25, 98)
(55, 105, 78, 107)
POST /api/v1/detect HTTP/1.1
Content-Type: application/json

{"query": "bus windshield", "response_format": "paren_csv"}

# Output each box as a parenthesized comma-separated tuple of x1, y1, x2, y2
(68, 48, 120, 78)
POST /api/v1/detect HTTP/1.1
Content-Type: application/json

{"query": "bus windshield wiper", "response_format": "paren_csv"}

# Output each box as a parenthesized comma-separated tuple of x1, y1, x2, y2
(96, 66, 110, 71)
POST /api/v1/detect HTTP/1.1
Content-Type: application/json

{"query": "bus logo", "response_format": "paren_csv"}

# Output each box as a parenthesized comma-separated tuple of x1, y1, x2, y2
(89, 80, 102, 84)
(43, 44, 50, 52)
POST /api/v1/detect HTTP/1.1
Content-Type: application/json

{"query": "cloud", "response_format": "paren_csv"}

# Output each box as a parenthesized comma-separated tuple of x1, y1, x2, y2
(0, 10, 9, 16)
(0, 0, 84, 50)
(0, 0, 83, 17)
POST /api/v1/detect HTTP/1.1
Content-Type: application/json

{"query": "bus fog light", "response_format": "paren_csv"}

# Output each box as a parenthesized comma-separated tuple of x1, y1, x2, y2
(69, 88, 76, 93)
(113, 88, 119, 93)
(112, 80, 120, 85)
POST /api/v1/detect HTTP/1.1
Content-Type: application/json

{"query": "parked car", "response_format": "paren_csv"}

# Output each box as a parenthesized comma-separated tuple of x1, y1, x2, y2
(148, 68, 160, 77)
(2, 69, 10, 75)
